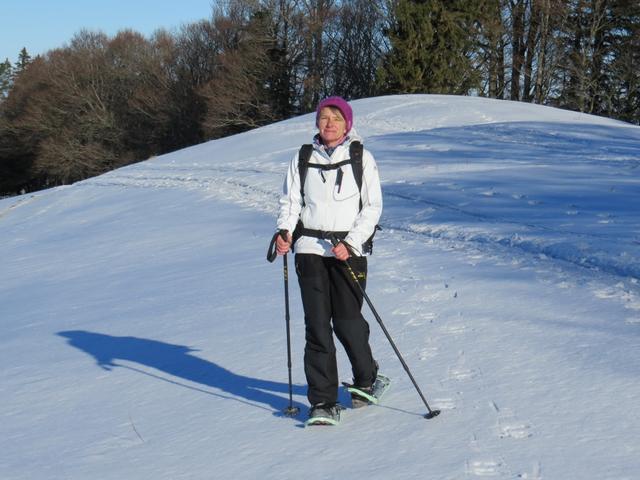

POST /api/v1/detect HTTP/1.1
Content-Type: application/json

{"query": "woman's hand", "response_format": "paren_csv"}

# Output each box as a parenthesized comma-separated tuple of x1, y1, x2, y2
(276, 231, 292, 255)
(331, 241, 351, 261)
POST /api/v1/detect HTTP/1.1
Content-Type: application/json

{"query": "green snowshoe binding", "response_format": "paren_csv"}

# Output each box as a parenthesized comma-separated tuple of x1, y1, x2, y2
(305, 402, 343, 427)
(343, 373, 391, 408)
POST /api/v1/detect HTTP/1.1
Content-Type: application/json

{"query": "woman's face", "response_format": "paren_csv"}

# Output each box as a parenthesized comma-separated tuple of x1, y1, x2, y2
(318, 107, 347, 147)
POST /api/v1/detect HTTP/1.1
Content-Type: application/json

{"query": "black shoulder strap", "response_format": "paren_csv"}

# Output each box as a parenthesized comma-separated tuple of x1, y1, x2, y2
(349, 141, 364, 211)
(298, 144, 313, 206)
(349, 141, 363, 192)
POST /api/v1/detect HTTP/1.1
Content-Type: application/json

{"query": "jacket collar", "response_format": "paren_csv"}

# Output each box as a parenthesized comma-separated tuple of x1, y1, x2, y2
(313, 134, 350, 158)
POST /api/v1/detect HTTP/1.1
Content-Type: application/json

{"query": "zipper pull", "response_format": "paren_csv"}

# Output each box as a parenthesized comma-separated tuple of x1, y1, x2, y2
(336, 168, 343, 193)
(320, 170, 326, 183)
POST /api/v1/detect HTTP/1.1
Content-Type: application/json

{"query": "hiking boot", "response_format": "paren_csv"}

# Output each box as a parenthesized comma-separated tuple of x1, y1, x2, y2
(305, 402, 342, 426)
(347, 373, 392, 408)
(350, 385, 374, 408)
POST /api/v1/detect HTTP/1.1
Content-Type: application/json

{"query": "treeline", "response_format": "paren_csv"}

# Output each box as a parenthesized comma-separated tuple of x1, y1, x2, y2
(1, 0, 638, 196)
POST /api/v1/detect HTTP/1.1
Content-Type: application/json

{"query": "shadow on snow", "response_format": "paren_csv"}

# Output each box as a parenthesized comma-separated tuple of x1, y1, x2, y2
(57, 330, 307, 416)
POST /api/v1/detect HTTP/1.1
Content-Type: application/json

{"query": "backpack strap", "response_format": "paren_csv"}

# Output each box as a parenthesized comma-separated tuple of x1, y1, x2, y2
(347, 141, 380, 254)
(297, 141, 364, 208)
(305, 159, 352, 171)
(349, 141, 364, 192)
(298, 144, 313, 207)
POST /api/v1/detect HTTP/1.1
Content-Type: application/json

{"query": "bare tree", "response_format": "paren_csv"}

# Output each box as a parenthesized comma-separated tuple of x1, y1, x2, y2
(200, 3, 280, 135)
(299, 0, 336, 111)
(328, 0, 388, 99)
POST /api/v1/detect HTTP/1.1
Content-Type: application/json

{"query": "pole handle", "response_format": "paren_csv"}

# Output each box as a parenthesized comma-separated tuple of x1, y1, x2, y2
(267, 230, 289, 263)
(328, 234, 340, 248)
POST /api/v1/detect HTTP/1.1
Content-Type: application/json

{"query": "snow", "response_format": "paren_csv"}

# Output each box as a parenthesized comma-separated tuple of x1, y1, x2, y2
(1, 94, 639, 479)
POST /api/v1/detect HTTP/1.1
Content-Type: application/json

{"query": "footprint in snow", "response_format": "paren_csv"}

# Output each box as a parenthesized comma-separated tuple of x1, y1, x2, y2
(498, 422, 532, 439)
(432, 397, 457, 410)
(419, 346, 438, 360)
(404, 317, 423, 327)
(405, 311, 437, 327)
(517, 462, 543, 479)
(440, 324, 469, 335)
(492, 405, 533, 439)
(447, 351, 480, 381)
(448, 365, 479, 381)
(466, 459, 507, 477)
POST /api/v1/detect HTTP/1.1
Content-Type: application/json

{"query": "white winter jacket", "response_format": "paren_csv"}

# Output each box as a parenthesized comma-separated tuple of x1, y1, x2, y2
(277, 132, 382, 256)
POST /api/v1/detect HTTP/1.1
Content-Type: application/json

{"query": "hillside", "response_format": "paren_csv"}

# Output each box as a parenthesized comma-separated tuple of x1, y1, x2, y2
(1, 95, 639, 480)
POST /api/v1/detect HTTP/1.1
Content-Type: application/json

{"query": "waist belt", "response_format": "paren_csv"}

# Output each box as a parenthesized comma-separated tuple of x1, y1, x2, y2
(292, 220, 348, 248)
(297, 225, 348, 241)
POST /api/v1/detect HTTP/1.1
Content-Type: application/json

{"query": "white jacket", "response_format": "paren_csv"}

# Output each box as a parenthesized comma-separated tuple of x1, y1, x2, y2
(277, 132, 383, 256)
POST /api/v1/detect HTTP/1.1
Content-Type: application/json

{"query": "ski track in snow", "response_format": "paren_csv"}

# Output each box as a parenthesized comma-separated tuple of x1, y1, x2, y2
(80, 142, 640, 328)
(76, 129, 640, 347)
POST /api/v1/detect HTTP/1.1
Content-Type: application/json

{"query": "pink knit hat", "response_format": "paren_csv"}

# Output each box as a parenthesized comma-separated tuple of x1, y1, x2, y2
(316, 96, 353, 134)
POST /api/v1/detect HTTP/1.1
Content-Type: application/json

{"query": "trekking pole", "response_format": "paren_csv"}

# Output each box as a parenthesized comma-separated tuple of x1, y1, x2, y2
(329, 235, 441, 420)
(267, 231, 300, 417)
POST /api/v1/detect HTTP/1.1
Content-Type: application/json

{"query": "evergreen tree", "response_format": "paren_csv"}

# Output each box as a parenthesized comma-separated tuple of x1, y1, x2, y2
(0, 58, 12, 98)
(15, 48, 31, 74)
(378, 0, 482, 94)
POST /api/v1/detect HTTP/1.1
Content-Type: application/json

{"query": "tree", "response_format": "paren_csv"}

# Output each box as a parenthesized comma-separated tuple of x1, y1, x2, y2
(167, 20, 223, 149)
(0, 55, 50, 193)
(476, 0, 507, 99)
(607, 0, 640, 123)
(18, 33, 122, 185)
(103, 30, 176, 158)
(0, 58, 12, 99)
(299, 0, 337, 111)
(378, 0, 483, 95)
(14, 48, 32, 75)
(0, 29, 179, 190)
(200, 5, 284, 136)
(329, 0, 389, 99)
(263, 0, 306, 119)
(551, 0, 639, 121)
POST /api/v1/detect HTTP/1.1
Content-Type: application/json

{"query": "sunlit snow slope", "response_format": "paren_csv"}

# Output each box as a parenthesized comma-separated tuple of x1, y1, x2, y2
(1, 95, 639, 480)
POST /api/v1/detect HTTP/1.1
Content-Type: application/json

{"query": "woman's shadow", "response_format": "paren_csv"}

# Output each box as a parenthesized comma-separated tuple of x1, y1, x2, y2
(57, 330, 307, 416)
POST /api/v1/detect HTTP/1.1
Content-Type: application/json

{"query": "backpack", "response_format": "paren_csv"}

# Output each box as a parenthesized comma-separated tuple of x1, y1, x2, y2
(293, 141, 380, 254)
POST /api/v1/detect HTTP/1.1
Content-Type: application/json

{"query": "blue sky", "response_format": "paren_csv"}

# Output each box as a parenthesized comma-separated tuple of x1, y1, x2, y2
(1, 0, 214, 64)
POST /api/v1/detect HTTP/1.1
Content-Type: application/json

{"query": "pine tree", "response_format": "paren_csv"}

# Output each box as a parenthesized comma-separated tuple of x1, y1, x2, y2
(15, 48, 31, 74)
(0, 58, 12, 98)
(378, 0, 482, 95)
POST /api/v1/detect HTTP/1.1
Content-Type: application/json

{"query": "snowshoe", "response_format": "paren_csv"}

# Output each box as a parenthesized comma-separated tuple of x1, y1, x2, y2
(343, 373, 391, 408)
(304, 402, 342, 427)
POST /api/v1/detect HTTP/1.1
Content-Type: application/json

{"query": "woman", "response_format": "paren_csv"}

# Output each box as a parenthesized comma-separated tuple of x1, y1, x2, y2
(275, 96, 383, 425)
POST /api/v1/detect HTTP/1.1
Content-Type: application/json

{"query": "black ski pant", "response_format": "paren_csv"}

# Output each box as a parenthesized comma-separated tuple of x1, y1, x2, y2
(295, 253, 377, 406)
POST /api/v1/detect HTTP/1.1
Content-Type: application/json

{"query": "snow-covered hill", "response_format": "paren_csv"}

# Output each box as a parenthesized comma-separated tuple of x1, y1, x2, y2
(1, 95, 639, 479)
